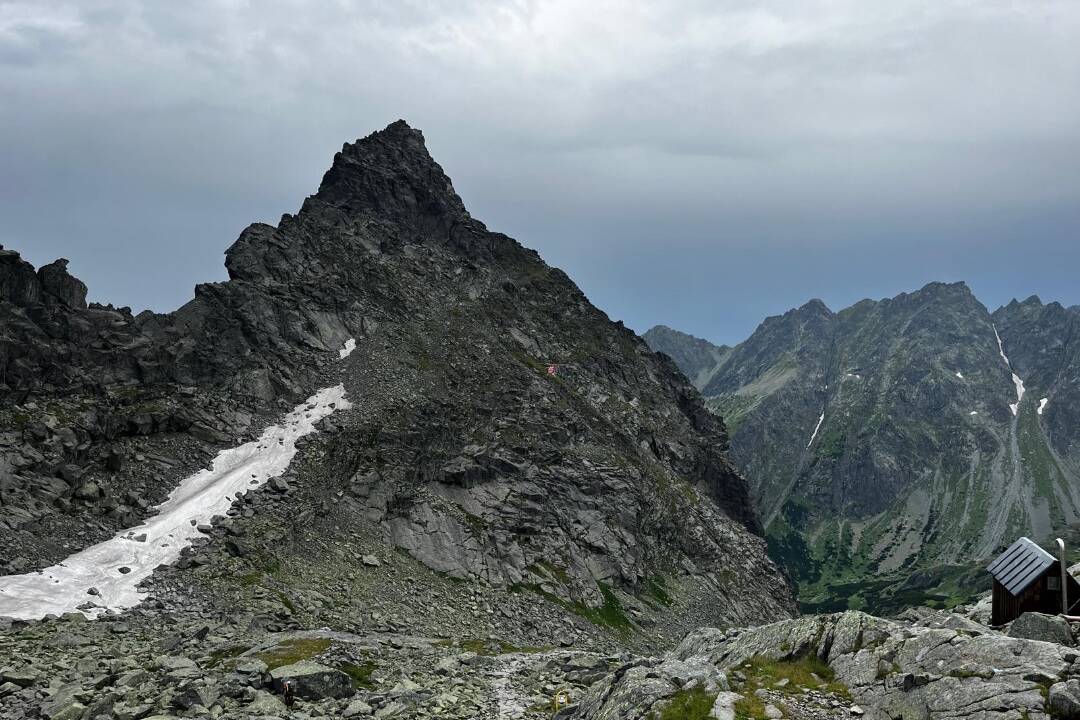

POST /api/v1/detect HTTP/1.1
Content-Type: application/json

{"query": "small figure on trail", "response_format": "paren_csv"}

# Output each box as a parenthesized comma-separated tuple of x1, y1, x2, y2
(282, 680, 296, 708)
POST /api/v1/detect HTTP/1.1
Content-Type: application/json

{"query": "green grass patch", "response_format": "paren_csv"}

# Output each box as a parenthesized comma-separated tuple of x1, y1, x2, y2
(255, 638, 332, 670)
(514, 582, 635, 635)
(734, 693, 769, 720)
(739, 655, 850, 700)
(273, 589, 297, 613)
(648, 686, 718, 720)
(340, 661, 377, 689)
(645, 576, 673, 607)
(206, 645, 251, 668)
(239, 571, 261, 587)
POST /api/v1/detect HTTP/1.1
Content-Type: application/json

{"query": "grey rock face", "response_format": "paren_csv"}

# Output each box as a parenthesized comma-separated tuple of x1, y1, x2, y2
(1009, 612, 1074, 646)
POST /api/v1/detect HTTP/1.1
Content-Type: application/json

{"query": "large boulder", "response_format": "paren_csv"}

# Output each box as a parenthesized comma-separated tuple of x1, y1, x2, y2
(1009, 612, 1074, 646)
(269, 661, 353, 700)
(1050, 680, 1080, 719)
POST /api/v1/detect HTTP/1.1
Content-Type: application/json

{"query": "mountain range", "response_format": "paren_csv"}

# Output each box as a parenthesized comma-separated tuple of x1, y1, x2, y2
(3, 120, 1080, 720)
(646, 283, 1080, 612)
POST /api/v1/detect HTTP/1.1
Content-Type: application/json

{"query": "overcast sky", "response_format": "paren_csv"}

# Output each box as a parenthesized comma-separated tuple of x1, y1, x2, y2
(2, 1, 1078, 345)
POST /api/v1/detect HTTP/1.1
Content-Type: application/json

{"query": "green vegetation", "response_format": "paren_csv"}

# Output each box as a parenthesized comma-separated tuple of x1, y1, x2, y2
(206, 645, 251, 668)
(512, 581, 634, 635)
(648, 686, 718, 720)
(273, 589, 297, 613)
(738, 655, 850, 700)
(255, 637, 332, 670)
(644, 576, 673, 607)
(238, 571, 261, 586)
(817, 429, 845, 459)
(734, 693, 769, 720)
(339, 661, 378, 689)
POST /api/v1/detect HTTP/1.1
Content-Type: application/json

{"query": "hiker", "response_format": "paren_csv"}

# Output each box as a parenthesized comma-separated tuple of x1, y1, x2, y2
(282, 680, 296, 707)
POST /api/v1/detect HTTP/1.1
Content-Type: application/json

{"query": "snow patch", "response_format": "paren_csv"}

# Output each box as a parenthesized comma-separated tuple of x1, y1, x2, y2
(970, 411, 978, 415)
(339, 338, 356, 359)
(955, 371, 964, 380)
(1038, 398, 1049, 415)
(993, 325, 1026, 415)
(806, 412, 825, 449)
(0, 385, 352, 620)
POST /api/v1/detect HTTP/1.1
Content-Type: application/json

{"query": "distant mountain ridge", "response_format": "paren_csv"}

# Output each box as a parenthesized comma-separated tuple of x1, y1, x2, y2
(647, 282, 1080, 612)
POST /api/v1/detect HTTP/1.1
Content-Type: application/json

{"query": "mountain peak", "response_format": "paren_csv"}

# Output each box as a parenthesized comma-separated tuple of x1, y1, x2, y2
(312, 120, 468, 227)
(914, 280, 972, 298)
(798, 298, 832, 314)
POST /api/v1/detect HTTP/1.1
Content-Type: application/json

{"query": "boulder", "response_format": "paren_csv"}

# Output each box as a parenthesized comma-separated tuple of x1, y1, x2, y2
(1050, 680, 1080, 719)
(269, 660, 353, 700)
(246, 690, 287, 715)
(40, 684, 87, 720)
(1, 667, 40, 687)
(171, 682, 219, 710)
(1009, 612, 1074, 646)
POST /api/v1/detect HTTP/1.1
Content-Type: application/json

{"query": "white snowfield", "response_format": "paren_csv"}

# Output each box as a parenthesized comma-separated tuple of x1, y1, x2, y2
(1039, 397, 1049, 415)
(806, 412, 825, 449)
(0, 385, 351, 621)
(339, 338, 356, 359)
(993, 325, 1026, 415)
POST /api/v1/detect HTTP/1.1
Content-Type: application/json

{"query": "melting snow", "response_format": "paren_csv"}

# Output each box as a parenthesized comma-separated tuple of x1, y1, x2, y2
(993, 325, 1026, 415)
(339, 338, 356, 359)
(1039, 398, 1049, 415)
(806, 412, 825, 449)
(0, 385, 352, 620)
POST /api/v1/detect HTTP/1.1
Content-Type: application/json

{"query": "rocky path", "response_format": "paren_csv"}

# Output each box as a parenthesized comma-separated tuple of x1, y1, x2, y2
(491, 654, 531, 719)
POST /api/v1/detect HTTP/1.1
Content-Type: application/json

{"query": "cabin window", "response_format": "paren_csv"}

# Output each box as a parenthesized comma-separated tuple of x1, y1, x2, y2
(1048, 576, 1061, 590)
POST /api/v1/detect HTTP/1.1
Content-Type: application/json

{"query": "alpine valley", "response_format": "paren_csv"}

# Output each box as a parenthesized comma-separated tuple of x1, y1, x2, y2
(646, 283, 1080, 613)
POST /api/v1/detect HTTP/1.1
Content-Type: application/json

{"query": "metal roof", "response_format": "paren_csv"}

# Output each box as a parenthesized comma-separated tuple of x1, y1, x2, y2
(987, 537, 1055, 595)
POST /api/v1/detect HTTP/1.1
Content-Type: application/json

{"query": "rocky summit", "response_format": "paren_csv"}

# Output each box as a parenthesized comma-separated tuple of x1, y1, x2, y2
(0, 122, 793, 718)
(646, 284, 1080, 613)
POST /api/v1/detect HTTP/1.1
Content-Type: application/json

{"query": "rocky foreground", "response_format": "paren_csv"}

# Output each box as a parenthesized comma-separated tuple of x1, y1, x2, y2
(8, 603, 1080, 720)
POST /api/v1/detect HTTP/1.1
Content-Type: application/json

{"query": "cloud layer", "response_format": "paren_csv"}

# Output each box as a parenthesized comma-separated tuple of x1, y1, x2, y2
(3, 0, 1078, 342)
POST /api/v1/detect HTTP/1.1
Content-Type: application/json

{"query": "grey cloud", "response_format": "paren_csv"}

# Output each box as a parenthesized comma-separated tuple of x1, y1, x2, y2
(1, 0, 1078, 344)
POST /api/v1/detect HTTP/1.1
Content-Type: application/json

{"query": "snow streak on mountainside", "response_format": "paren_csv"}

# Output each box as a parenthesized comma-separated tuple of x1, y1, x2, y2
(994, 325, 1027, 415)
(647, 285, 1080, 613)
(806, 413, 824, 449)
(0, 386, 350, 620)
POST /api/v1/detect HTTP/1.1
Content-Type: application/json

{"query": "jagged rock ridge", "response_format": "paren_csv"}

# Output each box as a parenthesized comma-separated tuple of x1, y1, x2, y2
(646, 282, 1080, 612)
